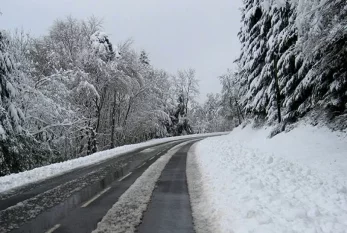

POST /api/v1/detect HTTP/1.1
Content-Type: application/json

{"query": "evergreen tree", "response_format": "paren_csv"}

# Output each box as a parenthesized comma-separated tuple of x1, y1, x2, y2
(0, 31, 21, 174)
(237, 0, 347, 126)
(170, 94, 193, 136)
(238, 0, 305, 124)
(0, 31, 46, 175)
(291, 0, 347, 118)
(238, 0, 272, 119)
(263, 1, 298, 123)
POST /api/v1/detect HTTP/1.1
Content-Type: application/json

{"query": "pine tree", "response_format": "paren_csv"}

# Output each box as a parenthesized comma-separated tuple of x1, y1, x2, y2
(291, 0, 347, 119)
(264, 1, 299, 123)
(238, 0, 272, 119)
(0, 31, 41, 175)
(237, 0, 347, 126)
(238, 0, 301, 123)
(171, 94, 193, 136)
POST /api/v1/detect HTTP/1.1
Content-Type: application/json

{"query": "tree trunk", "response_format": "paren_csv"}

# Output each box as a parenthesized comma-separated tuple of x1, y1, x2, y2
(230, 96, 244, 126)
(110, 92, 117, 149)
(91, 129, 97, 153)
(86, 129, 91, 155)
(122, 97, 132, 127)
(274, 55, 282, 123)
(95, 86, 107, 133)
(78, 131, 84, 154)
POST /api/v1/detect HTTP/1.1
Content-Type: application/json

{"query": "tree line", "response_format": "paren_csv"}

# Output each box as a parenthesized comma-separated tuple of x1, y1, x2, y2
(0, 17, 235, 176)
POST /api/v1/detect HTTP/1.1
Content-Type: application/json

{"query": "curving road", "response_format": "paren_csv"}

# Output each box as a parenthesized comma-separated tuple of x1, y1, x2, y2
(0, 137, 207, 233)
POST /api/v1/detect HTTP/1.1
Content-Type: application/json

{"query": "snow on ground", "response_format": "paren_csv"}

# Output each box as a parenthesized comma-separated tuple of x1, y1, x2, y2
(0, 132, 223, 194)
(189, 123, 347, 233)
(187, 143, 216, 233)
(92, 141, 193, 233)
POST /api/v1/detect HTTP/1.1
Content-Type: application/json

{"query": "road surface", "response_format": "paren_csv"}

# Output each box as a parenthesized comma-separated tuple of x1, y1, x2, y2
(137, 142, 195, 233)
(0, 138, 202, 233)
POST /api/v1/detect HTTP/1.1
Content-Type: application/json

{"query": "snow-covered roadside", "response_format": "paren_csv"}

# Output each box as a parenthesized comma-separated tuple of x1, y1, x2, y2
(0, 132, 223, 194)
(187, 143, 217, 233)
(190, 123, 347, 233)
(92, 141, 193, 233)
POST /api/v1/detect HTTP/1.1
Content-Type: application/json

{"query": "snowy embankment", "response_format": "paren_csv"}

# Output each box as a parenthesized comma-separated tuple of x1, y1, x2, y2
(189, 123, 347, 233)
(0, 132, 223, 194)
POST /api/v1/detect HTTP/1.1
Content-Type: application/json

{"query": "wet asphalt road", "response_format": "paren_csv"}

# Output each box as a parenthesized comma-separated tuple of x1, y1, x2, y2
(137, 142, 195, 233)
(0, 140, 186, 208)
(0, 140, 186, 233)
(0, 136, 210, 233)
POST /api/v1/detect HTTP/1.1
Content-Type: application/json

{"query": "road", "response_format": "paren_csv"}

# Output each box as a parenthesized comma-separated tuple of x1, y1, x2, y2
(137, 142, 195, 233)
(0, 138, 202, 233)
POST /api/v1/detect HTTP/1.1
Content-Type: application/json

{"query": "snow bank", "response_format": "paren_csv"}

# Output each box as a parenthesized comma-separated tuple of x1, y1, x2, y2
(191, 123, 347, 233)
(231, 123, 347, 178)
(187, 144, 216, 233)
(93, 141, 192, 233)
(0, 132, 224, 194)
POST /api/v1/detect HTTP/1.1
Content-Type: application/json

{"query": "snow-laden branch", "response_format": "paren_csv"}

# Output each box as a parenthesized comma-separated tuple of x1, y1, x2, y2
(31, 119, 86, 136)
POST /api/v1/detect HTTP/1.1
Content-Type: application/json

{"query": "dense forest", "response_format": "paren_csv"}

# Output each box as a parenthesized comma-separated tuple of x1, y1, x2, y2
(230, 0, 347, 130)
(1, 0, 347, 175)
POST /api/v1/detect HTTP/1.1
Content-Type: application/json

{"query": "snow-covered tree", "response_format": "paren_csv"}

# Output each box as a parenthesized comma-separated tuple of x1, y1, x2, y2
(173, 68, 199, 117)
(168, 68, 199, 135)
(238, 0, 299, 123)
(189, 93, 234, 133)
(139, 50, 150, 66)
(0, 15, 207, 175)
(236, 0, 347, 127)
(90, 31, 117, 62)
(291, 0, 347, 118)
(0, 31, 23, 174)
(219, 69, 244, 126)
(0, 31, 48, 175)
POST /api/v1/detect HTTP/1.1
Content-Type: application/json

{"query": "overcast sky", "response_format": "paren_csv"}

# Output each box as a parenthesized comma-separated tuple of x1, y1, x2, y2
(0, 0, 242, 102)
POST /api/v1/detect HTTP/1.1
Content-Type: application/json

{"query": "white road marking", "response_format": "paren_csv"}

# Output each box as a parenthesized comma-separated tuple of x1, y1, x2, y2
(81, 187, 111, 208)
(45, 224, 61, 233)
(118, 172, 132, 181)
(137, 162, 147, 169)
(149, 156, 156, 161)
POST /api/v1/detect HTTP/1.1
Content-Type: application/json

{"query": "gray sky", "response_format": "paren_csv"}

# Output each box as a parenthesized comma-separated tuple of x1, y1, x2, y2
(0, 0, 242, 102)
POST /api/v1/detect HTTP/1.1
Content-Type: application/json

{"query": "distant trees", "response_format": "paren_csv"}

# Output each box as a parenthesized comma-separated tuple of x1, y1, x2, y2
(189, 68, 246, 134)
(168, 68, 199, 135)
(173, 68, 199, 118)
(188, 92, 235, 133)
